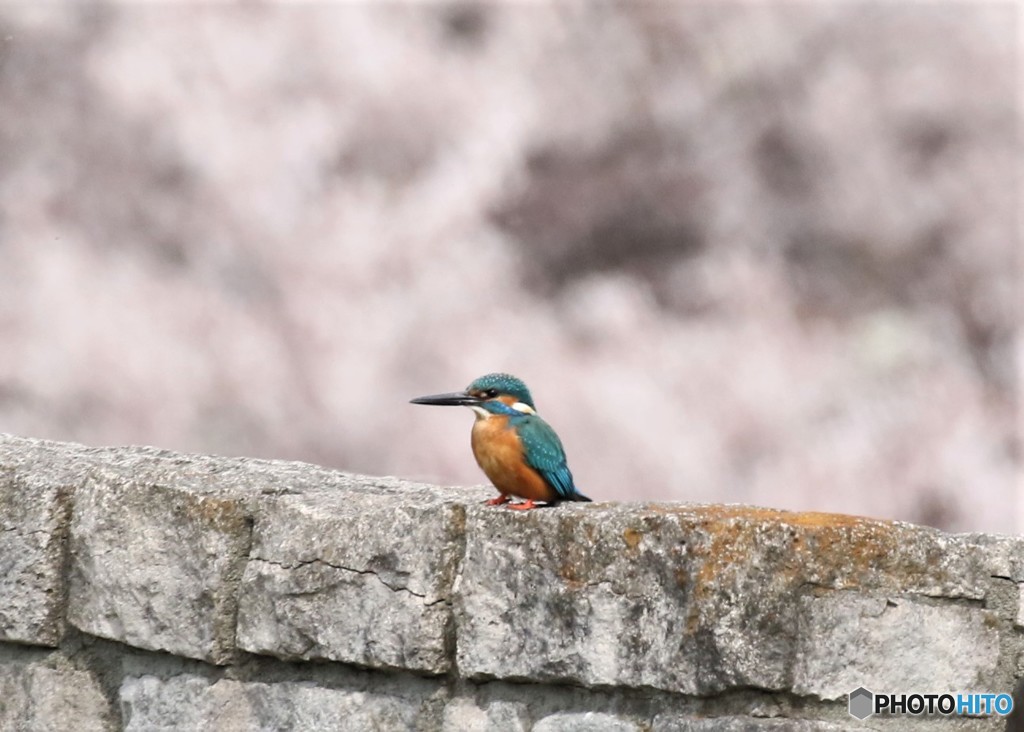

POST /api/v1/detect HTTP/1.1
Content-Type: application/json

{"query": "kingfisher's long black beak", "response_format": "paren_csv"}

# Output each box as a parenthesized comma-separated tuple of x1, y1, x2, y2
(410, 390, 481, 407)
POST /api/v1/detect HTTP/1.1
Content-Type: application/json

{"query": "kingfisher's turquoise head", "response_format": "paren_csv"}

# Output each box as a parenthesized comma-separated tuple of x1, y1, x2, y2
(410, 372, 536, 419)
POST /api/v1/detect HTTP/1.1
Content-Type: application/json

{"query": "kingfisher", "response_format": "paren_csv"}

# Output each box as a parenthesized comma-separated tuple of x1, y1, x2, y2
(411, 373, 591, 510)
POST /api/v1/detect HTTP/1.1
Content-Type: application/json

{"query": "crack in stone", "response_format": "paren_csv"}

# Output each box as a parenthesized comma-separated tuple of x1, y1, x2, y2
(1, 527, 53, 536)
(250, 555, 444, 604)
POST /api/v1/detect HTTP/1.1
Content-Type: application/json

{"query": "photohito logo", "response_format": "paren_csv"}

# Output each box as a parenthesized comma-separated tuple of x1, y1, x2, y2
(848, 687, 1013, 719)
(848, 687, 873, 720)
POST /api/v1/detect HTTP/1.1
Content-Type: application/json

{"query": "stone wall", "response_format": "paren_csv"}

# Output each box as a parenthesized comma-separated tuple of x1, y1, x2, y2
(1, 433, 1021, 731)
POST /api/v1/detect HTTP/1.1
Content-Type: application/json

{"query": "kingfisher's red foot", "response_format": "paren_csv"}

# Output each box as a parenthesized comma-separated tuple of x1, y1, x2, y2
(507, 499, 540, 511)
(485, 495, 511, 506)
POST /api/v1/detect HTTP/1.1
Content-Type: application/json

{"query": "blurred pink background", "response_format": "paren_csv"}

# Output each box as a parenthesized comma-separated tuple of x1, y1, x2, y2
(0, 4, 1018, 533)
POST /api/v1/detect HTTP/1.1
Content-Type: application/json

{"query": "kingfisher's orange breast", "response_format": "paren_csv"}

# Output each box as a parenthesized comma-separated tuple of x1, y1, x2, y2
(471, 416, 557, 502)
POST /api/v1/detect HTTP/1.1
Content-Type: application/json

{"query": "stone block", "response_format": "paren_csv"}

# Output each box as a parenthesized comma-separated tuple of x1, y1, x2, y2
(455, 503, 993, 694)
(0, 647, 113, 731)
(236, 482, 486, 674)
(67, 471, 251, 664)
(962, 534, 1024, 582)
(792, 593, 1002, 699)
(0, 436, 87, 646)
(441, 696, 490, 732)
(441, 696, 530, 732)
(533, 712, 643, 732)
(120, 673, 437, 731)
(653, 717, 852, 731)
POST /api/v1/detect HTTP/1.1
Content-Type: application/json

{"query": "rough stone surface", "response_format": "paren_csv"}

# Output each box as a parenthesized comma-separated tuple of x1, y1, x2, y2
(236, 483, 485, 673)
(970, 534, 1024, 583)
(532, 712, 644, 732)
(441, 696, 533, 732)
(0, 439, 83, 646)
(793, 593, 1002, 699)
(455, 503, 998, 694)
(441, 696, 491, 732)
(0, 646, 113, 731)
(653, 718, 853, 731)
(67, 470, 252, 664)
(119, 673, 439, 731)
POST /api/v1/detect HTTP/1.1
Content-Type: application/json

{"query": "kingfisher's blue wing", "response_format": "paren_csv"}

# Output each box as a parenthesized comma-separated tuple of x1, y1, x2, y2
(516, 415, 589, 502)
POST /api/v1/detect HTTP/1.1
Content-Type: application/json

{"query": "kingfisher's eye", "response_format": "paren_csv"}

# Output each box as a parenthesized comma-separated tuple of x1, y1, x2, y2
(485, 389, 499, 398)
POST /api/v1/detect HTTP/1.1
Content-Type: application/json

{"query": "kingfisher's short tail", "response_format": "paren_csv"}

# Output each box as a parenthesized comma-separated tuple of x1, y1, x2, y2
(572, 491, 592, 502)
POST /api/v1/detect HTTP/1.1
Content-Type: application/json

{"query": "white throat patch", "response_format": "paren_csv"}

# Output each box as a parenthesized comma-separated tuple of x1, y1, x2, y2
(468, 402, 534, 419)
(470, 406, 490, 420)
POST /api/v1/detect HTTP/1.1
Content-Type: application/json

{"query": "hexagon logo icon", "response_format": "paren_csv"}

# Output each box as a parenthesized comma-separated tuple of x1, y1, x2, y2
(849, 687, 874, 720)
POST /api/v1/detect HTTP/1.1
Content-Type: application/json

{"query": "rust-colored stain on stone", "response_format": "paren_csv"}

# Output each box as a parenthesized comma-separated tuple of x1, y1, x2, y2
(675, 568, 688, 590)
(557, 517, 596, 590)
(675, 505, 939, 635)
(183, 493, 248, 534)
(692, 515, 901, 585)
(686, 504, 887, 529)
(560, 561, 585, 590)
(622, 526, 643, 552)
